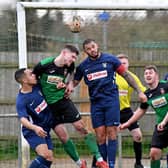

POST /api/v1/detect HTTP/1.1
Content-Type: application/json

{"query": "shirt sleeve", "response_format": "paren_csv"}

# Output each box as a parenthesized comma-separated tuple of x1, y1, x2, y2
(116, 64, 126, 75)
(16, 97, 29, 119)
(74, 64, 83, 82)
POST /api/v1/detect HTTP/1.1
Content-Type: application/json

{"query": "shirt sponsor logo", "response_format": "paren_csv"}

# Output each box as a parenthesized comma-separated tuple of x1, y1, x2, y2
(152, 97, 167, 108)
(119, 90, 128, 96)
(47, 75, 63, 84)
(87, 70, 107, 81)
(35, 100, 47, 114)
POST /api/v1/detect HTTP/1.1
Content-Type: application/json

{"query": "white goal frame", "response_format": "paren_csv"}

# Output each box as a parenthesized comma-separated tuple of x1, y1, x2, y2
(16, 1, 168, 168)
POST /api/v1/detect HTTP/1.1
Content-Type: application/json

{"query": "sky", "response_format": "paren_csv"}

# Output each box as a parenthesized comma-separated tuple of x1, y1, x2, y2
(0, 0, 16, 9)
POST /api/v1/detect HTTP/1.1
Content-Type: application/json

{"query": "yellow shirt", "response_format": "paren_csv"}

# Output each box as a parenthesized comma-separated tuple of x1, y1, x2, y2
(116, 71, 146, 111)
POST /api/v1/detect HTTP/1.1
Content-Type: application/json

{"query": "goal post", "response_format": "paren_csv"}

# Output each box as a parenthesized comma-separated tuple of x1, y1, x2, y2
(16, 1, 168, 168)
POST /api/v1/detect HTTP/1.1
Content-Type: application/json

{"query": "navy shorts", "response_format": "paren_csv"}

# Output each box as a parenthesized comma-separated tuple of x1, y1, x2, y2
(24, 131, 53, 150)
(90, 96, 120, 128)
(120, 108, 139, 131)
(49, 98, 81, 128)
(151, 125, 168, 149)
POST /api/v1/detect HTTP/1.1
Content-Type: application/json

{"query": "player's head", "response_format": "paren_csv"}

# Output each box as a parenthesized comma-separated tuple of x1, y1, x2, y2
(61, 44, 79, 67)
(117, 53, 129, 70)
(15, 68, 37, 85)
(83, 39, 100, 59)
(144, 65, 159, 86)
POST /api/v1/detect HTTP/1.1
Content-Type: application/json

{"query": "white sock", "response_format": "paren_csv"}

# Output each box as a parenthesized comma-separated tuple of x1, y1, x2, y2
(97, 157, 103, 162)
(76, 159, 82, 167)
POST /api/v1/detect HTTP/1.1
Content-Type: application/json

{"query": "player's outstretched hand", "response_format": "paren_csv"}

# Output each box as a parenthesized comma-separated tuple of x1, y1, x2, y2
(56, 81, 66, 89)
(119, 122, 130, 130)
(157, 121, 166, 131)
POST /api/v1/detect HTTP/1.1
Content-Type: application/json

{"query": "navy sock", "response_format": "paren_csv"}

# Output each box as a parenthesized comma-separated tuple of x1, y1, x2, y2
(29, 155, 52, 168)
(91, 156, 97, 168)
(98, 143, 107, 161)
(107, 139, 117, 168)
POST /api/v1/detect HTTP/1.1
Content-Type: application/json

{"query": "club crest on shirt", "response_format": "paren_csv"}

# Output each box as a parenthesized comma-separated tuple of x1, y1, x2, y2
(102, 62, 107, 68)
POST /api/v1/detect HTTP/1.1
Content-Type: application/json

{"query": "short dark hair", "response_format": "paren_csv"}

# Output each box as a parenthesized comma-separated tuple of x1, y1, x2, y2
(64, 44, 79, 55)
(83, 39, 96, 49)
(14, 68, 26, 84)
(117, 53, 128, 59)
(144, 65, 158, 73)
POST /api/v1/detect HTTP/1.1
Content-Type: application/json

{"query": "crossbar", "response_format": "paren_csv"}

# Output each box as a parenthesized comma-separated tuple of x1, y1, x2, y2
(19, 1, 168, 10)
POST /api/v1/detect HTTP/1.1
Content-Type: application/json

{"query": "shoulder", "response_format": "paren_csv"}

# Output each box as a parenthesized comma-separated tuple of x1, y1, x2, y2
(101, 53, 118, 60)
(128, 71, 137, 77)
(128, 71, 144, 84)
(77, 57, 89, 68)
(16, 92, 27, 107)
(159, 80, 168, 84)
(40, 57, 55, 65)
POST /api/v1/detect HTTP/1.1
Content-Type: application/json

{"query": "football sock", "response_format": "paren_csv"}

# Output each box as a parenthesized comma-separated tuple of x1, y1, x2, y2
(84, 133, 102, 160)
(107, 139, 117, 168)
(133, 141, 142, 165)
(91, 142, 107, 167)
(76, 159, 82, 167)
(150, 160, 160, 168)
(98, 143, 107, 161)
(63, 139, 79, 162)
(29, 155, 52, 168)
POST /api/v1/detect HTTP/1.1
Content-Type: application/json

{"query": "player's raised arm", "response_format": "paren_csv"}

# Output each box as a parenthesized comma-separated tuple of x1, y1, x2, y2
(117, 65, 147, 103)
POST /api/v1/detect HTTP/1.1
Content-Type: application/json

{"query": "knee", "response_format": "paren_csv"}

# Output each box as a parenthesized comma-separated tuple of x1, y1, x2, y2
(96, 132, 106, 144)
(150, 148, 161, 161)
(54, 128, 69, 143)
(41, 151, 53, 162)
(132, 134, 142, 142)
(107, 126, 117, 140)
(74, 121, 88, 135)
(131, 129, 142, 142)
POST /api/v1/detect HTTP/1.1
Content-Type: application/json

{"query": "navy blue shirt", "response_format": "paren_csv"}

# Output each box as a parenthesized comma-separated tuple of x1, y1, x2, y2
(74, 53, 121, 101)
(16, 85, 53, 136)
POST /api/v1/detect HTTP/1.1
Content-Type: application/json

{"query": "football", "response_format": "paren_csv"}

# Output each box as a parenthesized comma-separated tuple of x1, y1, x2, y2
(69, 16, 81, 33)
